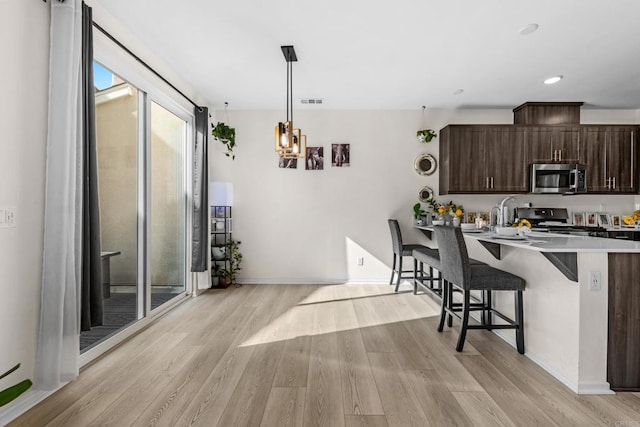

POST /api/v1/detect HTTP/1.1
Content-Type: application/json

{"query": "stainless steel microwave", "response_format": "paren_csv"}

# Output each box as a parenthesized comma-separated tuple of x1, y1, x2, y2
(530, 163, 587, 194)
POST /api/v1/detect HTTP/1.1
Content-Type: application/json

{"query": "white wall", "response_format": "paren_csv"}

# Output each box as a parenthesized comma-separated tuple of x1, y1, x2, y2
(0, 1, 50, 391)
(210, 108, 639, 283)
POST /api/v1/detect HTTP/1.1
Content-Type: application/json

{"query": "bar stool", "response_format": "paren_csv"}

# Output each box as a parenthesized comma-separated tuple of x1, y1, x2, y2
(387, 219, 437, 292)
(433, 225, 526, 354)
(413, 245, 486, 299)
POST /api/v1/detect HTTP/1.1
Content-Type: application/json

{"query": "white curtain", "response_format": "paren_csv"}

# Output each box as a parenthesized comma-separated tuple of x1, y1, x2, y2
(35, 0, 83, 390)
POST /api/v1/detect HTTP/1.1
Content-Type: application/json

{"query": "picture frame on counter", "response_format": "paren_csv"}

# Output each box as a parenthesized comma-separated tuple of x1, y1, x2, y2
(479, 212, 490, 226)
(465, 211, 478, 225)
(586, 212, 598, 227)
(598, 213, 611, 227)
(611, 215, 621, 228)
(572, 212, 585, 227)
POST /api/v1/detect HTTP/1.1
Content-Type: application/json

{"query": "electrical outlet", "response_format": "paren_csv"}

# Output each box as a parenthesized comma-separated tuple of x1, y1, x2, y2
(589, 271, 602, 291)
(356, 257, 364, 266)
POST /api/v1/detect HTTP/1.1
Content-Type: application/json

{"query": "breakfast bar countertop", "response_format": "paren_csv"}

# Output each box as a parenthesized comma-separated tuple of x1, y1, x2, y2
(415, 226, 640, 253)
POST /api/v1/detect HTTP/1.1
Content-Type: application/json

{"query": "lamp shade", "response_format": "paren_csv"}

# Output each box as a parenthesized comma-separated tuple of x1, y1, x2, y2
(209, 182, 233, 206)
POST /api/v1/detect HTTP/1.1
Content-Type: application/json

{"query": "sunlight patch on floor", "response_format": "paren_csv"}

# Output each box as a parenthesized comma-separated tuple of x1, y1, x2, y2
(239, 282, 441, 347)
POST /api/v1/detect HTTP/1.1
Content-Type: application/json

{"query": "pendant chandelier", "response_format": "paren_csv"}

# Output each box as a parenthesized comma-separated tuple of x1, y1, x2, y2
(275, 45, 306, 159)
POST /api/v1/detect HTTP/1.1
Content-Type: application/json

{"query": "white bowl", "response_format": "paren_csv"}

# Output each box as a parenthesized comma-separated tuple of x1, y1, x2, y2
(495, 226, 518, 236)
(460, 223, 476, 230)
(432, 220, 445, 226)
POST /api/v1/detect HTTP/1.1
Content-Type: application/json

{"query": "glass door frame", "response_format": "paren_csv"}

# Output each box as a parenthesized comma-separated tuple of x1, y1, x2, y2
(144, 93, 193, 317)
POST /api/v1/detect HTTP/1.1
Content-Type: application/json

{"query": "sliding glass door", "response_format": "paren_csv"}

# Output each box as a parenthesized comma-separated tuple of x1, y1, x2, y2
(81, 63, 140, 352)
(80, 61, 190, 355)
(150, 101, 187, 310)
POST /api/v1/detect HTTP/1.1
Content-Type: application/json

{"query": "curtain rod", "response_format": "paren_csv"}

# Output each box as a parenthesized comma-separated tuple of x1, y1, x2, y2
(92, 21, 201, 110)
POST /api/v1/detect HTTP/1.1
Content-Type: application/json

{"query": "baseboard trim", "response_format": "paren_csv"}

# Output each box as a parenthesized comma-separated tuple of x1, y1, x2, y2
(0, 387, 63, 426)
(238, 278, 391, 285)
(490, 329, 614, 395)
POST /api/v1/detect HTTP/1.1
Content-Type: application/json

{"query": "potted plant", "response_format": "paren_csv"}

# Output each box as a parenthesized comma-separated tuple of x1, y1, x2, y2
(211, 121, 236, 160)
(416, 129, 437, 143)
(212, 240, 242, 287)
(413, 203, 427, 220)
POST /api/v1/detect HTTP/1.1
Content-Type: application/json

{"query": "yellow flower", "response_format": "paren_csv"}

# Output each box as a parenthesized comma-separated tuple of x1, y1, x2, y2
(518, 219, 532, 228)
(437, 206, 445, 215)
(455, 209, 463, 218)
(623, 216, 635, 225)
(634, 210, 640, 219)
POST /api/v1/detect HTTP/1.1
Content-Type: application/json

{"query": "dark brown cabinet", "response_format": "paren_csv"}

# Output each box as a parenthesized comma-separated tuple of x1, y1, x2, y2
(581, 126, 637, 193)
(486, 127, 528, 192)
(526, 126, 581, 163)
(440, 125, 527, 194)
(608, 253, 640, 390)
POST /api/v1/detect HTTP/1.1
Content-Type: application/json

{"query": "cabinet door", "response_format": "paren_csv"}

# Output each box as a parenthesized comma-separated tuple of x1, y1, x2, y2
(580, 126, 609, 192)
(447, 126, 487, 192)
(485, 127, 528, 192)
(527, 127, 555, 162)
(607, 127, 637, 193)
(553, 127, 581, 162)
(527, 126, 580, 163)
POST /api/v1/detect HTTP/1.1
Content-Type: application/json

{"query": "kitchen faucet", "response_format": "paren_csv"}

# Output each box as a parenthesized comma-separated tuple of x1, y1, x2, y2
(497, 196, 519, 227)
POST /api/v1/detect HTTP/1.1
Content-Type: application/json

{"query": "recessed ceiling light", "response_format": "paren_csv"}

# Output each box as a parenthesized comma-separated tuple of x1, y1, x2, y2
(452, 89, 464, 95)
(519, 24, 539, 35)
(544, 75, 563, 85)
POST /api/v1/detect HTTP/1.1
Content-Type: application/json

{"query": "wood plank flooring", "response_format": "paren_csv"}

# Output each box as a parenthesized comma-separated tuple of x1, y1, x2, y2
(10, 283, 640, 426)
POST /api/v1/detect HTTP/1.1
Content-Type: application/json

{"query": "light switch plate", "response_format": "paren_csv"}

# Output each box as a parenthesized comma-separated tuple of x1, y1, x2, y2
(0, 206, 16, 228)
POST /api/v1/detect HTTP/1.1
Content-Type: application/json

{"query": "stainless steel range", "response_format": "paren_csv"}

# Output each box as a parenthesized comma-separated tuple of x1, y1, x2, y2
(516, 207, 606, 236)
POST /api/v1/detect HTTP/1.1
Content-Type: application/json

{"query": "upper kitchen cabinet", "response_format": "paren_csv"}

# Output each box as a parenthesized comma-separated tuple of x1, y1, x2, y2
(581, 126, 638, 193)
(526, 126, 581, 163)
(513, 102, 583, 125)
(440, 125, 527, 194)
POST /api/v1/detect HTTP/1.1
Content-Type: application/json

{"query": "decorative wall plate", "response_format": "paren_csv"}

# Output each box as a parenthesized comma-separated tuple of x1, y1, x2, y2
(414, 153, 437, 176)
(418, 186, 434, 202)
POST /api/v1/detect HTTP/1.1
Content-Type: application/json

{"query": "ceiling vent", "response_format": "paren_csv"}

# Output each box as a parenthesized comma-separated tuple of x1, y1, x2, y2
(301, 99, 323, 105)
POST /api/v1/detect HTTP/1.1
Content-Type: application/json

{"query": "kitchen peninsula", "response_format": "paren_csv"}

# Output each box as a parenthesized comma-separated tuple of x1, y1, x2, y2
(416, 226, 640, 394)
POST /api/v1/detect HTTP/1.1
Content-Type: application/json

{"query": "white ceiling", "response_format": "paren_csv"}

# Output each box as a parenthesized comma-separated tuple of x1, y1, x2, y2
(94, 0, 640, 111)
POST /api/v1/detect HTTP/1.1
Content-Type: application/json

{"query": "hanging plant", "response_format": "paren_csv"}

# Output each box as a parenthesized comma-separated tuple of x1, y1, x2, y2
(416, 106, 437, 143)
(211, 121, 236, 160)
(416, 129, 437, 143)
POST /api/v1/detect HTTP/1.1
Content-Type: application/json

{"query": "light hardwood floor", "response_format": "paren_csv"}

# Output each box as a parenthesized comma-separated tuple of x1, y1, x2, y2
(11, 283, 640, 426)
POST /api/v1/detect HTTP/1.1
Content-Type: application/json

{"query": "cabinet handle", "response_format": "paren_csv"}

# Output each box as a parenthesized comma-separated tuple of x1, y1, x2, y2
(613, 176, 616, 189)
(485, 177, 489, 189)
(606, 177, 611, 189)
(490, 177, 494, 189)
(632, 131, 635, 188)
(558, 150, 562, 162)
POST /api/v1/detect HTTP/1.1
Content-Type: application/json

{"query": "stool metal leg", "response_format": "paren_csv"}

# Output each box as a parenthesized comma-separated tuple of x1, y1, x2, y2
(515, 290, 525, 354)
(437, 280, 449, 333)
(390, 254, 397, 285)
(413, 258, 419, 294)
(486, 291, 493, 331)
(456, 289, 471, 352)
(447, 282, 454, 328)
(394, 256, 403, 292)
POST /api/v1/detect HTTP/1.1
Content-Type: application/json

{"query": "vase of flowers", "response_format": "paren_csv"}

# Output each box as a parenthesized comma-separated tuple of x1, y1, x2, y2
(447, 201, 464, 227)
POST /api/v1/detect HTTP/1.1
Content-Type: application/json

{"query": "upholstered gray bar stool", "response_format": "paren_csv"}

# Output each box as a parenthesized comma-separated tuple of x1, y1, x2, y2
(433, 225, 526, 354)
(413, 245, 486, 298)
(388, 219, 438, 292)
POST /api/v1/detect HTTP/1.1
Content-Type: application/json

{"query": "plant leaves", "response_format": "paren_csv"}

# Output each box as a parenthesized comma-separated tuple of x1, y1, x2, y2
(0, 379, 32, 407)
(0, 364, 19, 381)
